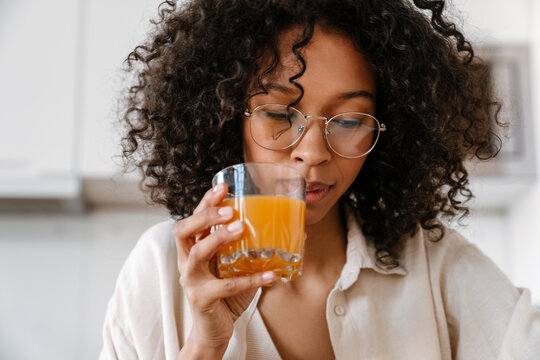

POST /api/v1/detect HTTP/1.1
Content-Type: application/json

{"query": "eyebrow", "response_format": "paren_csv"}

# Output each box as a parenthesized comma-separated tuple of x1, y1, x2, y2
(262, 82, 299, 95)
(262, 81, 375, 101)
(337, 90, 375, 101)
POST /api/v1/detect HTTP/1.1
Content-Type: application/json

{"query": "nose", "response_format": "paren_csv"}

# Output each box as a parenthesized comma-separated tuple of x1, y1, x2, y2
(290, 117, 332, 166)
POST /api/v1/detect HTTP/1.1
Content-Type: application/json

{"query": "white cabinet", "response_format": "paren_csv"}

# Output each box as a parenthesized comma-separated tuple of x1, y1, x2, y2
(0, 0, 162, 199)
(0, 0, 79, 198)
(78, 0, 162, 178)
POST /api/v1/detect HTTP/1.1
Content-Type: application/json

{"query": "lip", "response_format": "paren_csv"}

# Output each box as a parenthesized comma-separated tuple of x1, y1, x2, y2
(305, 181, 331, 204)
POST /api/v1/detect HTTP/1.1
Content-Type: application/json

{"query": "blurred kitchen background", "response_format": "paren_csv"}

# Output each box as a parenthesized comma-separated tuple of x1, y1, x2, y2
(0, 0, 539, 359)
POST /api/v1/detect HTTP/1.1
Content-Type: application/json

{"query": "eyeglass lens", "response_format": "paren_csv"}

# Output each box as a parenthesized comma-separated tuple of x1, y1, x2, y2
(249, 104, 380, 158)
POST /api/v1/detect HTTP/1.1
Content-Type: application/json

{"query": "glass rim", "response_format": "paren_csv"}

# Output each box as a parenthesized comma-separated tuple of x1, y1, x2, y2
(212, 162, 306, 201)
(212, 162, 306, 185)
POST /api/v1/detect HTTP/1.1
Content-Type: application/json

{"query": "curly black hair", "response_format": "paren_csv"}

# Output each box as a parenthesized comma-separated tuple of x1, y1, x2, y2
(121, 0, 501, 267)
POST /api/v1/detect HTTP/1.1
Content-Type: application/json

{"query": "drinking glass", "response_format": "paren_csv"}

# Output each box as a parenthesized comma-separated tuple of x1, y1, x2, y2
(212, 162, 306, 283)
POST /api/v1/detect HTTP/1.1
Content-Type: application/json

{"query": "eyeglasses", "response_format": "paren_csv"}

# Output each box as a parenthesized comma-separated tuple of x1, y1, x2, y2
(244, 103, 386, 158)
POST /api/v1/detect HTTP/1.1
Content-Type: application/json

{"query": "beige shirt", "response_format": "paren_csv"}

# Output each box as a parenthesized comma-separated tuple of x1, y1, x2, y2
(99, 211, 540, 359)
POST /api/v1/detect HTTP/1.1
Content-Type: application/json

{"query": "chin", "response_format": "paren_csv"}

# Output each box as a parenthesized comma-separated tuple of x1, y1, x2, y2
(305, 207, 330, 227)
(305, 197, 341, 227)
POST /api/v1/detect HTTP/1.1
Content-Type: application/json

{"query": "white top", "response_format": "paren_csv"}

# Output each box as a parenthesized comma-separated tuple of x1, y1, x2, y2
(99, 210, 540, 359)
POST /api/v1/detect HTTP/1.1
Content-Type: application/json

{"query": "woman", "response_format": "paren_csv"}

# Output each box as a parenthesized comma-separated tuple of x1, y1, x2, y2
(100, 0, 540, 359)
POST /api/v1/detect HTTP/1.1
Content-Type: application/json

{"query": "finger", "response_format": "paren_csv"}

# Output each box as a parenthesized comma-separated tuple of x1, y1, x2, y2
(193, 183, 230, 242)
(175, 206, 236, 263)
(185, 220, 244, 271)
(193, 183, 228, 215)
(205, 272, 276, 300)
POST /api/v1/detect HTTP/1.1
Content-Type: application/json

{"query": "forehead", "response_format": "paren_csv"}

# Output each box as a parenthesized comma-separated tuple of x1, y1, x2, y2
(253, 25, 376, 97)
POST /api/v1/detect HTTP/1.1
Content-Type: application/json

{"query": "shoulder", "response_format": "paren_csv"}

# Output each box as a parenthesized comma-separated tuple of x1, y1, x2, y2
(409, 225, 502, 278)
(407, 226, 540, 357)
(401, 225, 524, 325)
(421, 225, 474, 259)
(133, 219, 177, 254)
(100, 219, 184, 358)
(405, 226, 540, 357)
(410, 226, 517, 295)
(408, 228, 520, 344)
(117, 219, 178, 291)
(130, 219, 177, 260)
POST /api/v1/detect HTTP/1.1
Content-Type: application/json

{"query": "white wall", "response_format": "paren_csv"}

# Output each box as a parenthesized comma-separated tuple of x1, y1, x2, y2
(0, 0, 80, 197)
(0, 208, 167, 360)
(78, 0, 162, 177)
(507, 0, 540, 302)
(450, 0, 531, 43)
(449, 0, 540, 303)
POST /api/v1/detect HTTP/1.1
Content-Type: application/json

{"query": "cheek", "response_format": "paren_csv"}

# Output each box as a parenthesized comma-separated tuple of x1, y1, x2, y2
(243, 141, 258, 162)
(340, 157, 367, 189)
(241, 121, 250, 160)
(242, 120, 273, 162)
(243, 140, 284, 163)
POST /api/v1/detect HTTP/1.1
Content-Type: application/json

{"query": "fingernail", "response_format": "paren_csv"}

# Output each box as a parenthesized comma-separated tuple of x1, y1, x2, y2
(213, 183, 224, 193)
(262, 271, 275, 281)
(218, 207, 233, 217)
(227, 220, 243, 232)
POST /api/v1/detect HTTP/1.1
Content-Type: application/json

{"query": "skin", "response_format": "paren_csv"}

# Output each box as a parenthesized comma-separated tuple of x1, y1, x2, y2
(175, 25, 377, 359)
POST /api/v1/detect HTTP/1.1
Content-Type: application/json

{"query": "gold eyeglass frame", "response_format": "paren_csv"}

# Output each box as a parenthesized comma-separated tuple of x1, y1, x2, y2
(244, 103, 387, 159)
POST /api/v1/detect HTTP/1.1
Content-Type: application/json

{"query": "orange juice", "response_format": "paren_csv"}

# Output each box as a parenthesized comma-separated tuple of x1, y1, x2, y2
(217, 195, 306, 283)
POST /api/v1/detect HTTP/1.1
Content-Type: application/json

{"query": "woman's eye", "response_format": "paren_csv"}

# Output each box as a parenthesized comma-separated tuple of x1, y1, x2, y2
(264, 111, 291, 120)
(335, 119, 362, 128)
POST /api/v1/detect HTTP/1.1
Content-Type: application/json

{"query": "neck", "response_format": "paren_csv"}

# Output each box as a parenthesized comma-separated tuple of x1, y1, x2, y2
(302, 202, 348, 282)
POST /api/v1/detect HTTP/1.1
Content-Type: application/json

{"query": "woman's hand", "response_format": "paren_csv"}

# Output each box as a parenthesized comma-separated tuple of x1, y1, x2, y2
(175, 183, 276, 359)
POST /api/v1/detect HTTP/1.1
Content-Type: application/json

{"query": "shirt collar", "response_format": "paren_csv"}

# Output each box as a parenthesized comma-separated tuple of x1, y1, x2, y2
(335, 204, 408, 291)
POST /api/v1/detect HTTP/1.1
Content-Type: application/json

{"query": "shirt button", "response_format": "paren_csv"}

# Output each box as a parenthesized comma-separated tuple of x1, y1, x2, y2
(334, 305, 346, 316)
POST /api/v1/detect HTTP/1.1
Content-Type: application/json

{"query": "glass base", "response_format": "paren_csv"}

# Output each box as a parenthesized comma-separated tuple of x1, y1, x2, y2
(218, 248, 303, 283)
